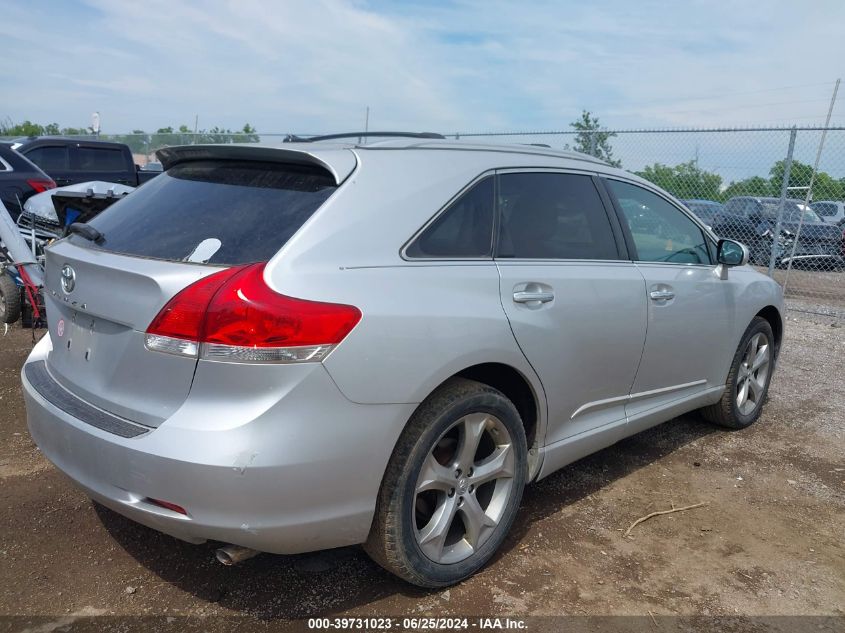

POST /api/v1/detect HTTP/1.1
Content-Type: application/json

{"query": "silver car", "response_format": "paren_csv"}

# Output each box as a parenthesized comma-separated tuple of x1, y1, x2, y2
(22, 138, 783, 587)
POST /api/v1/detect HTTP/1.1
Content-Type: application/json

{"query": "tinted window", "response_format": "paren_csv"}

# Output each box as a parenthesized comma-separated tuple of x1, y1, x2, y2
(496, 173, 618, 260)
(684, 201, 721, 223)
(812, 202, 837, 217)
(24, 146, 70, 171)
(406, 177, 494, 258)
(75, 147, 126, 172)
(84, 160, 336, 265)
(723, 199, 743, 215)
(608, 180, 710, 265)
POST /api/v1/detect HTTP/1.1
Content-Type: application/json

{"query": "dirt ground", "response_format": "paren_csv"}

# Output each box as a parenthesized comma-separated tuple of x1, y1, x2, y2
(0, 313, 843, 628)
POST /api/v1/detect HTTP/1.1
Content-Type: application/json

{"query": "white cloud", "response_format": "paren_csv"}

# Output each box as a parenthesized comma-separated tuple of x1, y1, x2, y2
(0, 0, 843, 134)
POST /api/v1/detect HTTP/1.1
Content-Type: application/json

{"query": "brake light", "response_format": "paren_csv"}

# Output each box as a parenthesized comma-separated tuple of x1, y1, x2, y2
(145, 263, 361, 363)
(26, 178, 57, 193)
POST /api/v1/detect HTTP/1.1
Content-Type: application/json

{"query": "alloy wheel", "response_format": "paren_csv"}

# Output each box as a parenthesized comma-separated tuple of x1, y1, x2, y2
(413, 412, 515, 564)
(736, 332, 771, 416)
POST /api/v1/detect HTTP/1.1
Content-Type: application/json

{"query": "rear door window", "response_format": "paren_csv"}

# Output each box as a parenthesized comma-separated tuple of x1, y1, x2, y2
(83, 160, 337, 265)
(405, 177, 494, 258)
(496, 172, 619, 260)
(74, 146, 127, 172)
(24, 145, 70, 171)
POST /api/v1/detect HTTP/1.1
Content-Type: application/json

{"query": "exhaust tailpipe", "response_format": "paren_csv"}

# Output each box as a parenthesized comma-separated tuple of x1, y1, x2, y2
(215, 545, 260, 566)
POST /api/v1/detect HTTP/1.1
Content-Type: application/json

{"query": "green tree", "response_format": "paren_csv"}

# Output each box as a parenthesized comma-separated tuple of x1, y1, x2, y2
(0, 119, 50, 137)
(635, 161, 723, 200)
(1, 119, 94, 138)
(768, 159, 843, 201)
(721, 176, 772, 200)
(568, 111, 621, 167)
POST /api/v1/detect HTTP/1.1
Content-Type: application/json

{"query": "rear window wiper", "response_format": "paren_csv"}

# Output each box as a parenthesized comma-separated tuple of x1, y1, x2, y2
(67, 223, 105, 244)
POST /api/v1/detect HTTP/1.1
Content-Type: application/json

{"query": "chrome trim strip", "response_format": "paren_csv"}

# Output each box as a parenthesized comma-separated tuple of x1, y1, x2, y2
(570, 379, 708, 420)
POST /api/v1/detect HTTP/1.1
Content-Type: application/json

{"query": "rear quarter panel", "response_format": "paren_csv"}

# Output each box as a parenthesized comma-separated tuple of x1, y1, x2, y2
(262, 148, 548, 421)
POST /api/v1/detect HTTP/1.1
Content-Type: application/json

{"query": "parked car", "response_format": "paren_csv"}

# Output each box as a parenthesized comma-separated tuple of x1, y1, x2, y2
(681, 199, 723, 230)
(22, 137, 784, 588)
(712, 196, 843, 268)
(13, 138, 161, 189)
(0, 142, 56, 220)
(17, 181, 135, 243)
(810, 200, 845, 225)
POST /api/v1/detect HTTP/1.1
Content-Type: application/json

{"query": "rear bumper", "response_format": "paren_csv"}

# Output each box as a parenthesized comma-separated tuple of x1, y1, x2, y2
(22, 335, 415, 554)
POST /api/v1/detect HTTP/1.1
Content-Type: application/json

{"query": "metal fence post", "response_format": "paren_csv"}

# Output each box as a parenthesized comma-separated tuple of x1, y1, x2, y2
(768, 127, 797, 277)
(589, 131, 598, 157)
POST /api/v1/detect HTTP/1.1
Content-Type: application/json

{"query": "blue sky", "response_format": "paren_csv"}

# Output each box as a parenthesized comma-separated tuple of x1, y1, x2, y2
(1, 0, 844, 135)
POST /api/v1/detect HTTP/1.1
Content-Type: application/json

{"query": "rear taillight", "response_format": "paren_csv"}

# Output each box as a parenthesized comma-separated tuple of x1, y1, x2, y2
(26, 178, 57, 193)
(145, 263, 361, 363)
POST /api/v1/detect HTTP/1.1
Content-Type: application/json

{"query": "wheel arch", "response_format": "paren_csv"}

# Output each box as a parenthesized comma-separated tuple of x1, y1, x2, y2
(756, 305, 783, 358)
(453, 362, 541, 453)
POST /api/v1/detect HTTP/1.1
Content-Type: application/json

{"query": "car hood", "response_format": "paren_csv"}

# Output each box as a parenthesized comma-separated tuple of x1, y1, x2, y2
(779, 220, 842, 241)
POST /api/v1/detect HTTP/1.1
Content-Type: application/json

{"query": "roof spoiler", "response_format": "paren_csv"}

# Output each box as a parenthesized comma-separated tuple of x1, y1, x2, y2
(155, 144, 357, 185)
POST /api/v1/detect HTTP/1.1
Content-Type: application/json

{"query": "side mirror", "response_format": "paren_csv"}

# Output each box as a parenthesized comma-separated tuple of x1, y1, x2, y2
(716, 239, 749, 280)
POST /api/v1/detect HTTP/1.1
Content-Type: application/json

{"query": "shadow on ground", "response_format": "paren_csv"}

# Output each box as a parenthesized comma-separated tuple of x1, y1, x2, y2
(94, 414, 715, 619)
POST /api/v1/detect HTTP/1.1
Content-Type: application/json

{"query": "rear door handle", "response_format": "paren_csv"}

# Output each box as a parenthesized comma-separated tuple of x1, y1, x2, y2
(649, 290, 675, 301)
(513, 291, 555, 304)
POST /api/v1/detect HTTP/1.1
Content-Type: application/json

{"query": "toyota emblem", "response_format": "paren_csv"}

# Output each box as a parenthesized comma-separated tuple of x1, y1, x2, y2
(60, 264, 76, 294)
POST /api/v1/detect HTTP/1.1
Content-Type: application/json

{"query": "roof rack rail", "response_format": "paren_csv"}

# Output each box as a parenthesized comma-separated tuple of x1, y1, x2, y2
(283, 131, 446, 143)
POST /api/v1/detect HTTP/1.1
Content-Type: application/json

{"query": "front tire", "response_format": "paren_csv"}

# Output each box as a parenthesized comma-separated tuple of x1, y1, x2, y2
(365, 378, 527, 588)
(701, 317, 775, 429)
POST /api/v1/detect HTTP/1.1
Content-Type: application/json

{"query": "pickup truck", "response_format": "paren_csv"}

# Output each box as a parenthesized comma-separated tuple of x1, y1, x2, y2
(12, 137, 161, 188)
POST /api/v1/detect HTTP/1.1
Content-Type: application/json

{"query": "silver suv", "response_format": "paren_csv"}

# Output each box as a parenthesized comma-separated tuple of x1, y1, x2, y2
(22, 138, 783, 587)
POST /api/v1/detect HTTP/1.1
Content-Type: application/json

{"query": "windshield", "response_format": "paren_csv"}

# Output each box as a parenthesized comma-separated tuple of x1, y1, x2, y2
(684, 202, 721, 222)
(759, 201, 822, 223)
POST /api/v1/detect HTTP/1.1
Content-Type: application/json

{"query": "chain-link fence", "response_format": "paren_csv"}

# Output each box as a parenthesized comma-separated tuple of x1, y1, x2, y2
(452, 126, 845, 320)
(3, 126, 843, 318)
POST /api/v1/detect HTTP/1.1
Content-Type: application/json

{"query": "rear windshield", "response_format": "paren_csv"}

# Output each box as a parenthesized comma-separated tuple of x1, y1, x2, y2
(82, 160, 337, 265)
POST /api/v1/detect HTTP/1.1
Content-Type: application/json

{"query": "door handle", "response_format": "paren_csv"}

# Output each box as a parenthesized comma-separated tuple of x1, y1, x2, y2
(513, 291, 555, 304)
(649, 289, 675, 301)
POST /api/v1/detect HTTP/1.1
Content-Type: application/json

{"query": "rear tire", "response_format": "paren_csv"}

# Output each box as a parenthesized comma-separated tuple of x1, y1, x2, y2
(701, 317, 775, 429)
(0, 274, 21, 325)
(365, 378, 527, 588)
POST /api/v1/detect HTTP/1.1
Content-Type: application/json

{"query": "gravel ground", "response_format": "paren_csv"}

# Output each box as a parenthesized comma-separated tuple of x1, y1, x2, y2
(0, 313, 843, 629)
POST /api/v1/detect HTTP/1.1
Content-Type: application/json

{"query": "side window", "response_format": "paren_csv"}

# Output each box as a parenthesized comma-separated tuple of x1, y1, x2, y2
(744, 200, 760, 217)
(723, 199, 741, 215)
(607, 180, 711, 265)
(496, 172, 618, 260)
(75, 147, 127, 172)
(813, 203, 835, 218)
(24, 146, 70, 171)
(405, 177, 494, 258)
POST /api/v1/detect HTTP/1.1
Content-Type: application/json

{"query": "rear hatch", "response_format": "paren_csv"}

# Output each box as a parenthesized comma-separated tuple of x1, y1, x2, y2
(42, 147, 350, 428)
